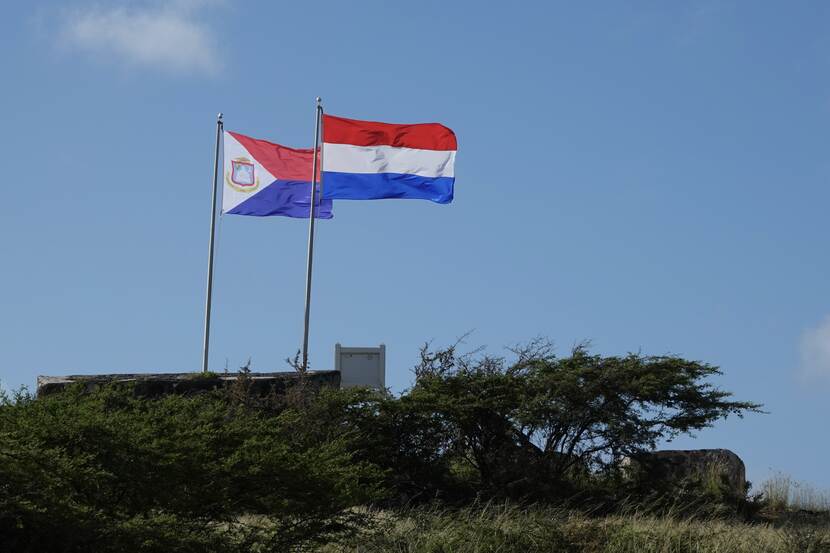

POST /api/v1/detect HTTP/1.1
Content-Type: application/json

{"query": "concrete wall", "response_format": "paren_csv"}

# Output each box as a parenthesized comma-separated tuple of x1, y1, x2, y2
(37, 370, 341, 397)
(335, 344, 386, 389)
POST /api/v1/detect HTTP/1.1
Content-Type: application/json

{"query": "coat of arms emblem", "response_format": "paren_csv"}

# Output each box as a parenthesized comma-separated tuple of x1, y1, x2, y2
(226, 157, 259, 192)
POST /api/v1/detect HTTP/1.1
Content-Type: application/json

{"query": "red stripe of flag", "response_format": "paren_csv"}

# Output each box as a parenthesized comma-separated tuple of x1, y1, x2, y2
(323, 114, 457, 151)
(229, 131, 319, 181)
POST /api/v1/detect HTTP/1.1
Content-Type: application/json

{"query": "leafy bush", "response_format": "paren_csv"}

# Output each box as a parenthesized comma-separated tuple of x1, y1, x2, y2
(0, 380, 385, 552)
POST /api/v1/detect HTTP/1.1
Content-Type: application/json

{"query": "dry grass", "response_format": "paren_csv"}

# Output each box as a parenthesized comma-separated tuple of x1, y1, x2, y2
(761, 472, 830, 513)
(316, 503, 830, 553)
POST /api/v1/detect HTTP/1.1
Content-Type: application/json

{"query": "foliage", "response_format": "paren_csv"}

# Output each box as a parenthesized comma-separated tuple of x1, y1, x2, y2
(183, 370, 221, 380)
(0, 380, 385, 553)
(0, 338, 769, 550)
(400, 339, 762, 502)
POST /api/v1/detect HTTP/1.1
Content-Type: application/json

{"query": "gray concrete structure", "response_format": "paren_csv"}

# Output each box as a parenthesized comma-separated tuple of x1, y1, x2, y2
(37, 344, 389, 396)
(335, 343, 386, 389)
(36, 371, 341, 397)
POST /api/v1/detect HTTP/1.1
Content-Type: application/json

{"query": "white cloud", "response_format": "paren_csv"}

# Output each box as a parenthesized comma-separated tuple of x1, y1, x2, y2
(799, 316, 830, 381)
(61, 2, 221, 75)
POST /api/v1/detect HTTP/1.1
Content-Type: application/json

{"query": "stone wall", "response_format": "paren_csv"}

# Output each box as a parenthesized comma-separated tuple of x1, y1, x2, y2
(36, 370, 341, 398)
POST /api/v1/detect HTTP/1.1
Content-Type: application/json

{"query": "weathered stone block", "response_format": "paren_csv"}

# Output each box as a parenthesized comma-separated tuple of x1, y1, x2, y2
(623, 448, 746, 496)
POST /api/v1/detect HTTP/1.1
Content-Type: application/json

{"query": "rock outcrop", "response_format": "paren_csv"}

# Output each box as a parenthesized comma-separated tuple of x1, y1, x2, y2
(623, 448, 746, 496)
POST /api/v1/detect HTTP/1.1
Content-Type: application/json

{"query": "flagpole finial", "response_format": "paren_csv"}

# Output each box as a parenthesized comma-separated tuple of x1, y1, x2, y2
(217, 112, 223, 121)
(316, 97, 322, 105)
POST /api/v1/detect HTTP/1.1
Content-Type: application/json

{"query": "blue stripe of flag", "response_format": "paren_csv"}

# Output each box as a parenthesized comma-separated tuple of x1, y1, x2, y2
(321, 171, 454, 204)
(226, 180, 333, 218)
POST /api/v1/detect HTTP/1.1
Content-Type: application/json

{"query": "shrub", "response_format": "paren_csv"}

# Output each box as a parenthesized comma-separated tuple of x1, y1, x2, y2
(0, 381, 386, 552)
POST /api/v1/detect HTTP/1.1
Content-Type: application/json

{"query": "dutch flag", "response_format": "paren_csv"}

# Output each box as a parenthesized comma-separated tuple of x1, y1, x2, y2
(321, 114, 457, 204)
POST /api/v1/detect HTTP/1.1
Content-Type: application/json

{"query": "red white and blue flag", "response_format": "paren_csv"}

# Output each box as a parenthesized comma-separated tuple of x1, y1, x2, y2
(321, 115, 456, 204)
(222, 131, 332, 218)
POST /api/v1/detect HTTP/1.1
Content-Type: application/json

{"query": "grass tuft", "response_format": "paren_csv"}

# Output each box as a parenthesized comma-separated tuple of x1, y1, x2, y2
(762, 471, 830, 513)
(317, 503, 830, 553)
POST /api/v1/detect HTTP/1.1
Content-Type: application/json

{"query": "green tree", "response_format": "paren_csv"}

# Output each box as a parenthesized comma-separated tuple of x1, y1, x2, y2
(407, 339, 762, 500)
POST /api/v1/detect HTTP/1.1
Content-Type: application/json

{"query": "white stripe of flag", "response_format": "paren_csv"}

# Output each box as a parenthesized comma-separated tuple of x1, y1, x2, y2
(323, 143, 456, 178)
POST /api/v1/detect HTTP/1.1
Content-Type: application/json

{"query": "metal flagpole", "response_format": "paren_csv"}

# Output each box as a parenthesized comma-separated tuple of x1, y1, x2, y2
(201, 112, 223, 373)
(301, 98, 323, 371)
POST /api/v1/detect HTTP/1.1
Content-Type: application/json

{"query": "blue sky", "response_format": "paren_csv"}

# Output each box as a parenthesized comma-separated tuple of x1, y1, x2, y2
(2, 1, 829, 489)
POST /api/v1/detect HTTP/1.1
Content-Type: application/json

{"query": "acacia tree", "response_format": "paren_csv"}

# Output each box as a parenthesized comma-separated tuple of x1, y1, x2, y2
(408, 339, 762, 498)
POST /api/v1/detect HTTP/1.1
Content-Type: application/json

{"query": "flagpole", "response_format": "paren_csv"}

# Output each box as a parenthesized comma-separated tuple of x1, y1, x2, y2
(201, 113, 223, 373)
(301, 98, 323, 371)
